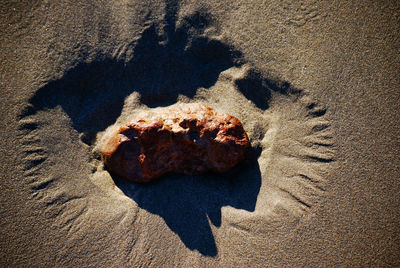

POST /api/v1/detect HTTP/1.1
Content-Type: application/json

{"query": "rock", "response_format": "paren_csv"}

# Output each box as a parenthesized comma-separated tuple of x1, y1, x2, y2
(101, 103, 250, 183)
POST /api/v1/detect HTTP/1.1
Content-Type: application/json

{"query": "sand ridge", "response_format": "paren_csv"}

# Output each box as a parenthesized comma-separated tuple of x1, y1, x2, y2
(17, 21, 335, 262)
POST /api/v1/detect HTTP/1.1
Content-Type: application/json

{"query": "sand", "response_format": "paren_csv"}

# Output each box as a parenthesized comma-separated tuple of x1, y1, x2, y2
(1, 1, 399, 267)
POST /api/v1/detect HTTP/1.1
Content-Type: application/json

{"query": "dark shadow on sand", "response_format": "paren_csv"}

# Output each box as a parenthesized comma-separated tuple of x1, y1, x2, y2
(22, 2, 285, 145)
(20, 1, 289, 256)
(112, 146, 262, 256)
(22, 8, 243, 145)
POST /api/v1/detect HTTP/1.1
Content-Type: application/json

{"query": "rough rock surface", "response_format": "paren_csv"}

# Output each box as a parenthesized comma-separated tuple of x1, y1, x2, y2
(101, 104, 250, 183)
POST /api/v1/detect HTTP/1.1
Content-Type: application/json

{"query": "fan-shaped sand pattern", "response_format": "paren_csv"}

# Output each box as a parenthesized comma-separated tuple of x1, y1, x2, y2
(17, 8, 335, 262)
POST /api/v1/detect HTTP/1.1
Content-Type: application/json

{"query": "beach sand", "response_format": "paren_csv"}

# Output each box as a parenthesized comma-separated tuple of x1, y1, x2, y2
(1, 1, 399, 266)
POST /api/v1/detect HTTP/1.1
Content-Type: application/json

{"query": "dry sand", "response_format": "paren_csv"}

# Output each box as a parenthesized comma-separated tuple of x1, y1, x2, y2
(1, 1, 399, 267)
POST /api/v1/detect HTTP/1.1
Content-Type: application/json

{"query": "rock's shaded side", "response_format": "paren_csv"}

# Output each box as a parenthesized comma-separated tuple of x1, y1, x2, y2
(101, 104, 250, 183)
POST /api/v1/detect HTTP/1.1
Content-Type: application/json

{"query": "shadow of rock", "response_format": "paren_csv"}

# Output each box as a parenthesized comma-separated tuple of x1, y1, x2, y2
(20, 1, 276, 257)
(22, 8, 242, 145)
(113, 146, 262, 256)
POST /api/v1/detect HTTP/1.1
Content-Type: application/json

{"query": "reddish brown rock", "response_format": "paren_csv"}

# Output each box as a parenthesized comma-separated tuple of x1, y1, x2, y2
(101, 104, 250, 183)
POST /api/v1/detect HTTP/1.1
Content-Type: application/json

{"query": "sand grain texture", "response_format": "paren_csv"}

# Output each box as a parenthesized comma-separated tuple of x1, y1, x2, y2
(1, 1, 399, 267)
